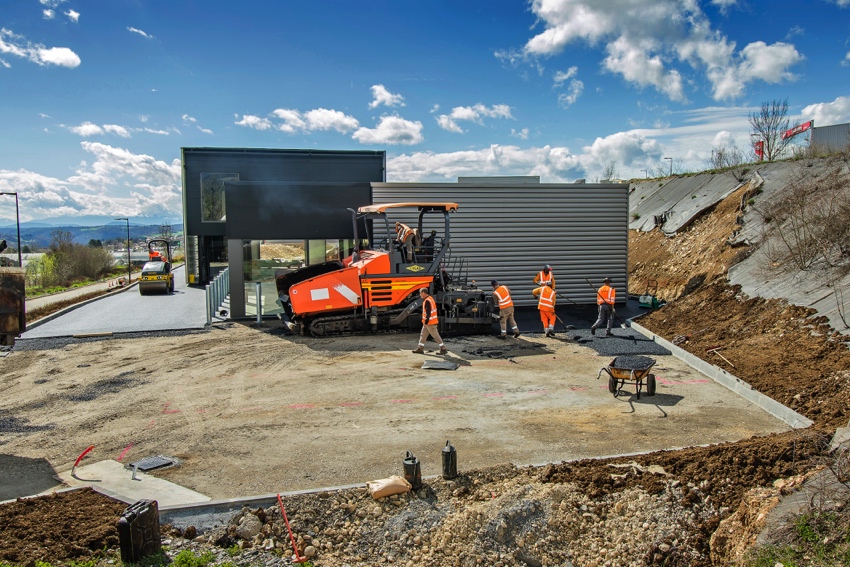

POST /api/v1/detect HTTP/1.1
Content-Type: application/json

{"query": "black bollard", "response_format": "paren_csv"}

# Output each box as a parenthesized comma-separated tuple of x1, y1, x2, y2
(403, 450, 421, 489)
(442, 440, 457, 479)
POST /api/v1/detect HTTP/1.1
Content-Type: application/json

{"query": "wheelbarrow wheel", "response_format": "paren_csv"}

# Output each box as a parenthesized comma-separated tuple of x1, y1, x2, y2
(646, 373, 657, 396)
(608, 375, 618, 395)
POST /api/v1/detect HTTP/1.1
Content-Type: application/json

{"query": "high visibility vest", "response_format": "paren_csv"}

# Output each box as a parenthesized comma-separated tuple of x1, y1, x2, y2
(422, 295, 439, 325)
(493, 285, 513, 308)
(537, 286, 555, 311)
(536, 271, 553, 286)
(397, 223, 414, 243)
(597, 284, 616, 305)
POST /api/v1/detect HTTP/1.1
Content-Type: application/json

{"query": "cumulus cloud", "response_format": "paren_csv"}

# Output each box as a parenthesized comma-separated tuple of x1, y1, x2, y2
(43, 9, 55, 19)
(234, 114, 273, 130)
(0, 28, 81, 67)
(800, 95, 850, 126)
(369, 85, 405, 109)
(67, 122, 132, 137)
(513, 0, 802, 101)
(435, 103, 513, 133)
(127, 27, 153, 39)
(352, 115, 424, 145)
(65, 10, 80, 22)
(268, 108, 359, 133)
(554, 67, 584, 107)
(388, 145, 583, 182)
(0, 142, 182, 221)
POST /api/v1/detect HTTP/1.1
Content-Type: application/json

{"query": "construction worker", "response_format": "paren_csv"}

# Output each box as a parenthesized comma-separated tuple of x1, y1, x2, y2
(591, 277, 616, 336)
(421, 230, 437, 261)
(532, 282, 557, 337)
(395, 222, 419, 262)
(413, 288, 448, 355)
(491, 280, 520, 339)
(533, 265, 556, 289)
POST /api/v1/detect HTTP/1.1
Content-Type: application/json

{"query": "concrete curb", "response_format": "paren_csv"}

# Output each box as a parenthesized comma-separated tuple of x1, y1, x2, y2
(629, 320, 813, 430)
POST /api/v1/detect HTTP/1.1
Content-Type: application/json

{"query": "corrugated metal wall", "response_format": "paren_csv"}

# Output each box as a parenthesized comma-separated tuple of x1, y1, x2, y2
(812, 123, 850, 151)
(372, 181, 629, 307)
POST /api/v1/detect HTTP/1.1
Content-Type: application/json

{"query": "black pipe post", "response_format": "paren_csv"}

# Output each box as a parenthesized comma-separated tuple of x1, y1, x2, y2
(0, 192, 22, 266)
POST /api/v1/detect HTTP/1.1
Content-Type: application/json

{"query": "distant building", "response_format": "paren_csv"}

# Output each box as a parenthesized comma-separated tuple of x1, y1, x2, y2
(812, 122, 850, 152)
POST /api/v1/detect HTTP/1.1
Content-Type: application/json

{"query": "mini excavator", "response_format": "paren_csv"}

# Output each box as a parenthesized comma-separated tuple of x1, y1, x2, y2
(274, 202, 496, 336)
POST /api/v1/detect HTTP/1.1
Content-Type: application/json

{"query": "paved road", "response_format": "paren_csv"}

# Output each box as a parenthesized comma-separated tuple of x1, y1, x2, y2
(21, 266, 208, 338)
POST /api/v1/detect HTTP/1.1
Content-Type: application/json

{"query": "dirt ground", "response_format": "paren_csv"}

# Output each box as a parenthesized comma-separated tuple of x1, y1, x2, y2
(3, 185, 850, 566)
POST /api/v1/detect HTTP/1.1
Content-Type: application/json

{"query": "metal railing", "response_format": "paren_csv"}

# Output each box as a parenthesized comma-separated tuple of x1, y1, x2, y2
(205, 268, 230, 324)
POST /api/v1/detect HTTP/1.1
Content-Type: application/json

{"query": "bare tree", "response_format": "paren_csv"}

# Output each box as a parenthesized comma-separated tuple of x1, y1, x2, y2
(600, 161, 620, 181)
(709, 144, 750, 182)
(749, 98, 792, 162)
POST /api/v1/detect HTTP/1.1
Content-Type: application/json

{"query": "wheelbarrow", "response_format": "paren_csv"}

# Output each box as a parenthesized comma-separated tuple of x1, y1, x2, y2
(597, 355, 657, 399)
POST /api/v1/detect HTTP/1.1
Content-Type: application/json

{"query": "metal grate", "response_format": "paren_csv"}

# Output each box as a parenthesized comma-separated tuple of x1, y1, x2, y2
(126, 455, 176, 472)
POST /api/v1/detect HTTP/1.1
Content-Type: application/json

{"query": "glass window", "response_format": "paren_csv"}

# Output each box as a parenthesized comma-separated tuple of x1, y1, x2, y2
(200, 173, 238, 222)
(242, 240, 304, 316)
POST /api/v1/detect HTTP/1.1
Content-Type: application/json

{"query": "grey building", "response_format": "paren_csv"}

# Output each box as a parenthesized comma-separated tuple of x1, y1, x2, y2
(811, 122, 850, 152)
(372, 178, 629, 307)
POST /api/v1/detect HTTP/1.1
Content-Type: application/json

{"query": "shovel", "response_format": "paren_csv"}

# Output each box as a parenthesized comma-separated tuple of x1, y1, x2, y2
(582, 278, 628, 329)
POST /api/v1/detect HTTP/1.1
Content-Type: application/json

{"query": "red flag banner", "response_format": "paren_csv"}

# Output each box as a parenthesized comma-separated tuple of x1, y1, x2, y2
(754, 140, 764, 160)
(782, 120, 813, 140)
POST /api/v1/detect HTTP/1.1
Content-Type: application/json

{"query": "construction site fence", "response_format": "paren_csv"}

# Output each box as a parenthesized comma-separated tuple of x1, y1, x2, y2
(206, 268, 229, 325)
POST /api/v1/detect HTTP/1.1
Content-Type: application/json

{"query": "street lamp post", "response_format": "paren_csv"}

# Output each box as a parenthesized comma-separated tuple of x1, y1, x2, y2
(0, 192, 22, 267)
(640, 169, 648, 179)
(664, 157, 673, 177)
(115, 217, 131, 283)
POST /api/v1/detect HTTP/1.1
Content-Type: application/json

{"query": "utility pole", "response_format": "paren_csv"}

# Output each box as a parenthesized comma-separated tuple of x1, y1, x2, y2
(115, 217, 131, 283)
(0, 192, 22, 267)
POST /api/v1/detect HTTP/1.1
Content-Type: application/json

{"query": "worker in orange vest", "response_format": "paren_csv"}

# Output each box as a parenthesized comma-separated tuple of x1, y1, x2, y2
(395, 222, 420, 262)
(532, 282, 557, 337)
(591, 277, 616, 336)
(532, 265, 555, 289)
(413, 288, 448, 355)
(491, 280, 520, 339)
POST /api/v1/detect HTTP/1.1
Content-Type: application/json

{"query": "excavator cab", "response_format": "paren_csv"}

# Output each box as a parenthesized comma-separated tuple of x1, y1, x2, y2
(139, 239, 174, 295)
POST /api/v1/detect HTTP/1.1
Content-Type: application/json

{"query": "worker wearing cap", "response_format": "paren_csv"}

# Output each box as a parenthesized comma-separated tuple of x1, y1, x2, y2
(413, 288, 448, 355)
(395, 222, 420, 262)
(591, 277, 616, 336)
(533, 265, 556, 289)
(532, 282, 557, 337)
(491, 280, 520, 339)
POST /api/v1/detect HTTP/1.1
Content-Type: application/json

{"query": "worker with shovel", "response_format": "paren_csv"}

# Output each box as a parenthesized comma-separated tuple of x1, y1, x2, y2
(591, 277, 617, 336)
(532, 281, 557, 337)
(491, 280, 521, 339)
(413, 288, 448, 355)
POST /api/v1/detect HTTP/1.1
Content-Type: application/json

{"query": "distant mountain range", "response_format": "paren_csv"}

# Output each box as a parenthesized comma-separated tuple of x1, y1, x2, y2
(0, 222, 184, 250)
(0, 214, 183, 228)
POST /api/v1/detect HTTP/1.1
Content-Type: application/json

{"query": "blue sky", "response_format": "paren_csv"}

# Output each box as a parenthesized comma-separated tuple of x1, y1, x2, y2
(1, 0, 849, 225)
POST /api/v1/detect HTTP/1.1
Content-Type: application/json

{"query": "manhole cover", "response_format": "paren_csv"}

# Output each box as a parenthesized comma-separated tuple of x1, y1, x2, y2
(126, 455, 177, 472)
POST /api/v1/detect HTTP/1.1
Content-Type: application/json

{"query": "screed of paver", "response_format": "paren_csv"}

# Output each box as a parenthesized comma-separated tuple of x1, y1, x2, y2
(0, 324, 790, 500)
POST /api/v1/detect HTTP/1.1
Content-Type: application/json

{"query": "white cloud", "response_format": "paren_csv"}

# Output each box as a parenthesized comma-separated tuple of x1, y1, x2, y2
(800, 96, 850, 126)
(435, 103, 513, 133)
(511, 128, 530, 140)
(353, 115, 424, 145)
(68, 122, 104, 136)
(829, 0, 850, 6)
(711, 0, 738, 13)
(516, 0, 802, 101)
(39, 0, 65, 7)
(182, 114, 213, 134)
(0, 142, 182, 221)
(234, 114, 273, 130)
(182, 114, 197, 123)
(303, 108, 359, 133)
(369, 84, 405, 109)
(387, 145, 583, 182)
(142, 128, 170, 136)
(0, 28, 81, 68)
(127, 27, 153, 39)
(65, 10, 80, 22)
(843, 52, 850, 67)
(43, 9, 55, 19)
(553, 66, 578, 86)
(197, 127, 213, 135)
(103, 124, 130, 138)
